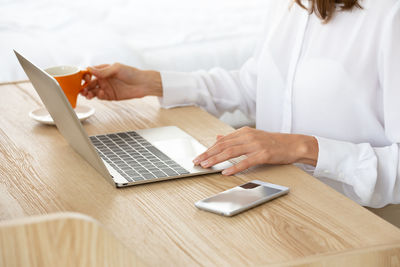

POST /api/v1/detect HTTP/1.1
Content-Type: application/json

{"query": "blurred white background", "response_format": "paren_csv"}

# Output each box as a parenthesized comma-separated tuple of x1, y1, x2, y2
(1, 0, 269, 126)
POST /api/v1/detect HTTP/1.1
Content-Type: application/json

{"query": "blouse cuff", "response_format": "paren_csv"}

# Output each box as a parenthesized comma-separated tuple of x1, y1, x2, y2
(159, 71, 199, 108)
(313, 136, 378, 204)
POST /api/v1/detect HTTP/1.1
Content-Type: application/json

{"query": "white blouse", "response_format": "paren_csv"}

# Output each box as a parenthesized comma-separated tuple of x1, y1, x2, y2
(159, 0, 400, 208)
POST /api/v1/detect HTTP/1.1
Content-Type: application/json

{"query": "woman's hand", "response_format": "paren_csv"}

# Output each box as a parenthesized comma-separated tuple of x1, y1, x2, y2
(81, 63, 162, 100)
(193, 127, 319, 176)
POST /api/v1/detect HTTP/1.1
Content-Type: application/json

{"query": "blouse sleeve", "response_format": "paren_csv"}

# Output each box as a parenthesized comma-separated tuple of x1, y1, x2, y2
(313, 2, 400, 208)
(159, 58, 258, 119)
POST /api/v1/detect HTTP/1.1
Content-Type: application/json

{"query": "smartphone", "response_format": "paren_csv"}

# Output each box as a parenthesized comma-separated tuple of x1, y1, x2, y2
(195, 180, 289, 216)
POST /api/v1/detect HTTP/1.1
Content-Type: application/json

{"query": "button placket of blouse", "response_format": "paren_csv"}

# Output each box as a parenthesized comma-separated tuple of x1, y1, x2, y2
(280, 9, 310, 134)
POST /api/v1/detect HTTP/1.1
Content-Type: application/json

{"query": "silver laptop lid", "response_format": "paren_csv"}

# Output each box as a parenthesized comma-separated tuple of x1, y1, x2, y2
(14, 50, 116, 186)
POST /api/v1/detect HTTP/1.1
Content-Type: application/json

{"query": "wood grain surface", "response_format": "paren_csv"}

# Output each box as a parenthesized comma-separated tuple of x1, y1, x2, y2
(276, 243, 400, 267)
(0, 212, 144, 267)
(1, 81, 400, 266)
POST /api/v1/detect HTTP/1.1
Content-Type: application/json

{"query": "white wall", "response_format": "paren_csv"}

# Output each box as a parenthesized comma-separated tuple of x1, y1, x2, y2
(1, 0, 268, 126)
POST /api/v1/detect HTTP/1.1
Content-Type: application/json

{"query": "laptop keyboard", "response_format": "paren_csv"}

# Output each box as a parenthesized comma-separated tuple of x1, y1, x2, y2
(89, 131, 189, 182)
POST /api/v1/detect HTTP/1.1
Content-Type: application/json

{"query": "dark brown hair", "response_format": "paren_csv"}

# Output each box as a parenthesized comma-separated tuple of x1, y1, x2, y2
(295, 0, 362, 22)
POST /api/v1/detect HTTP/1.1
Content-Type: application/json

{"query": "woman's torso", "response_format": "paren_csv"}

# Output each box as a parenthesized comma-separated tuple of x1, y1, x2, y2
(256, 0, 395, 147)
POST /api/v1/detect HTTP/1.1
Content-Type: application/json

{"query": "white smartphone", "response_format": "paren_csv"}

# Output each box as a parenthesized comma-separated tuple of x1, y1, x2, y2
(195, 180, 289, 216)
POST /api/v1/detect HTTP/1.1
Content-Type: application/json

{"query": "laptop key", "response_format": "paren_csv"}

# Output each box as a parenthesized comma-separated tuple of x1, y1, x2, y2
(162, 168, 178, 176)
(132, 176, 145, 181)
(175, 168, 190, 175)
(92, 131, 190, 181)
(152, 171, 167, 178)
(120, 173, 133, 182)
(146, 146, 170, 161)
(125, 170, 139, 176)
(141, 173, 155, 179)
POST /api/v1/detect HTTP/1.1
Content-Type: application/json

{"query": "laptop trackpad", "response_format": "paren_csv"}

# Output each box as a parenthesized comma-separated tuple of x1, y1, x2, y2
(152, 138, 231, 172)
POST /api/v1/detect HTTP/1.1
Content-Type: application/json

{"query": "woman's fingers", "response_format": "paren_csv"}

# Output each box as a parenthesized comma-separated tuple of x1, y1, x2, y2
(85, 84, 103, 100)
(85, 78, 98, 91)
(193, 137, 245, 165)
(83, 73, 91, 83)
(192, 127, 314, 175)
(81, 78, 115, 100)
(93, 64, 110, 69)
(88, 63, 120, 79)
(222, 153, 264, 176)
(199, 144, 251, 168)
(81, 79, 99, 97)
(193, 127, 257, 165)
(216, 126, 254, 143)
(96, 89, 107, 100)
(81, 79, 96, 96)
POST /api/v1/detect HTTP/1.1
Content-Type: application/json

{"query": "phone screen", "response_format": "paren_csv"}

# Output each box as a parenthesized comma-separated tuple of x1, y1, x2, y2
(195, 181, 288, 216)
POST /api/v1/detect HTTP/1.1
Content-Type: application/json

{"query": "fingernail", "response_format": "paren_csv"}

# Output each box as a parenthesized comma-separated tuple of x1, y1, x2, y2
(200, 160, 209, 167)
(88, 66, 96, 73)
(222, 169, 232, 175)
(193, 158, 200, 164)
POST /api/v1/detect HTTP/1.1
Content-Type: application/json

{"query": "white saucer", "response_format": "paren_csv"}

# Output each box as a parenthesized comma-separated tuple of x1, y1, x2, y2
(29, 105, 95, 125)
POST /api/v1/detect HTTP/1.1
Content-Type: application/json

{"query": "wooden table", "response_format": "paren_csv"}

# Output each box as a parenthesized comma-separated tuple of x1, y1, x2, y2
(1, 81, 400, 266)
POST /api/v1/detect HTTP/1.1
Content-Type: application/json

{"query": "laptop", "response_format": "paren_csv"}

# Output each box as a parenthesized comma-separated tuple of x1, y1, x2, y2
(14, 50, 232, 187)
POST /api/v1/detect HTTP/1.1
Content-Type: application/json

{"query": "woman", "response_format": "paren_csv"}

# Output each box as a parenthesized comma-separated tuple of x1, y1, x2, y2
(81, 0, 400, 208)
